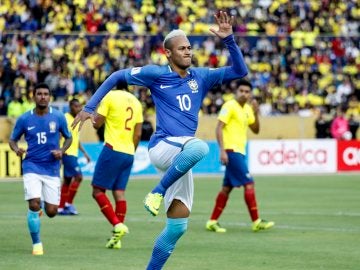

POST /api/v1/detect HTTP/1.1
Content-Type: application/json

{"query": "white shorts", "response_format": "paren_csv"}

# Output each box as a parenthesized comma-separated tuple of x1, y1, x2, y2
(23, 173, 61, 205)
(149, 136, 195, 213)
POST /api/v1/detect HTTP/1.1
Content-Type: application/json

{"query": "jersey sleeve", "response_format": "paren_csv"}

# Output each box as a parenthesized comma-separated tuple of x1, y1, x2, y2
(59, 112, 71, 139)
(217, 102, 232, 125)
(196, 67, 226, 93)
(133, 99, 144, 124)
(10, 115, 25, 141)
(97, 94, 110, 117)
(125, 65, 163, 88)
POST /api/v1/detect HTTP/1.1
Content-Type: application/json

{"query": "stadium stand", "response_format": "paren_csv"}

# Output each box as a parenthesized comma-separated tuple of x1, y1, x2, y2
(0, 0, 358, 130)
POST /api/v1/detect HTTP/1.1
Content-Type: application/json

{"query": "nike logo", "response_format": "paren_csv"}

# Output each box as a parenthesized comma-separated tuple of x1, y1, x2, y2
(27, 126, 35, 130)
(160, 85, 171, 89)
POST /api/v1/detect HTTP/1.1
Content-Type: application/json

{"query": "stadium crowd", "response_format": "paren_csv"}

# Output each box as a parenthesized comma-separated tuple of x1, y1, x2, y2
(0, 0, 359, 134)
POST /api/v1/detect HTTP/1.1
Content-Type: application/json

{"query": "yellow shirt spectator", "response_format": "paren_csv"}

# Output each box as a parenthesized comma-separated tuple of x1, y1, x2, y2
(7, 100, 23, 118)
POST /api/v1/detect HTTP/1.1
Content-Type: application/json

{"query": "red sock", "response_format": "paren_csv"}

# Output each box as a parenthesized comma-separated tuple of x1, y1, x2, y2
(67, 181, 80, 204)
(94, 193, 119, 226)
(59, 184, 69, 208)
(244, 187, 259, 221)
(210, 192, 229, 220)
(115, 200, 127, 223)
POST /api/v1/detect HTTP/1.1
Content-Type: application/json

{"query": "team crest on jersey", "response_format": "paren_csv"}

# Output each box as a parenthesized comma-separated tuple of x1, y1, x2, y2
(49, 121, 56, 133)
(187, 79, 198, 93)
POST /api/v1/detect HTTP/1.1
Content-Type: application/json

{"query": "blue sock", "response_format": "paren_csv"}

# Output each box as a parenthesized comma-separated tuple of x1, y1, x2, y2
(146, 218, 188, 270)
(152, 139, 209, 195)
(27, 210, 41, 244)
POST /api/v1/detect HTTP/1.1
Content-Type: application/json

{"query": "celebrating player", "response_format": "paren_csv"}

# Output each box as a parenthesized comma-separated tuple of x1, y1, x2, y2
(72, 11, 248, 269)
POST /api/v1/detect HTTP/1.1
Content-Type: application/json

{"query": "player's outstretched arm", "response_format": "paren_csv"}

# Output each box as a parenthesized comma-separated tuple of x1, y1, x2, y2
(209, 11, 248, 81)
(72, 69, 128, 130)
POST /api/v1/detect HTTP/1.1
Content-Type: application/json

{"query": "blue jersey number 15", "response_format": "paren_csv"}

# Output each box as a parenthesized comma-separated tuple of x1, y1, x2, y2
(36, 132, 47, 144)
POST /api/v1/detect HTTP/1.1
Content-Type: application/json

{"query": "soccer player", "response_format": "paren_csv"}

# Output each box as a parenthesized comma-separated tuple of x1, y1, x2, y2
(206, 79, 275, 233)
(9, 83, 72, 255)
(92, 89, 143, 249)
(58, 99, 91, 215)
(72, 11, 248, 269)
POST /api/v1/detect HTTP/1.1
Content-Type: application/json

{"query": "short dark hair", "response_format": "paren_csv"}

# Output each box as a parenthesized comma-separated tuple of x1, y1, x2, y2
(235, 79, 252, 89)
(69, 98, 80, 106)
(33, 83, 50, 95)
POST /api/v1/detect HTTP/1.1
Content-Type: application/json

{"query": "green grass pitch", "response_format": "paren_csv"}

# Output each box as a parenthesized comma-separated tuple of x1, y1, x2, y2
(0, 174, 359, 270)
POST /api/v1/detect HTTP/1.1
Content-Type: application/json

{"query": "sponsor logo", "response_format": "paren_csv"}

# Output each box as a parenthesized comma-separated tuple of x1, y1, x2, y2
(160, 85, 171, 89)
(337, 140, 360, 171)
(257, 142, 328, 165)
(27, 126, 35, 130)
(342, 147, 360, 166)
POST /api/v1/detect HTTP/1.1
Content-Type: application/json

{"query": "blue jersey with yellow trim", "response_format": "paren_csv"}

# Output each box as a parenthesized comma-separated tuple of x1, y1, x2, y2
(10, 107, 71, 176)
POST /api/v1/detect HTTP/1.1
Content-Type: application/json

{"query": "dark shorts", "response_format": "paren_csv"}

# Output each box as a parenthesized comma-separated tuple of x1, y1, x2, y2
(63, 154, 82, 178)
(92, 145, 134, 190)
(223, 151, 254, 187)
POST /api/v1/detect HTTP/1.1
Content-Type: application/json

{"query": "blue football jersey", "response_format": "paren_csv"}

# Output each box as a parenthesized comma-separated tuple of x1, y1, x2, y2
(10, 107, 71, 176)
(84, 35, 248, 148)
(125, 65, 225, 147)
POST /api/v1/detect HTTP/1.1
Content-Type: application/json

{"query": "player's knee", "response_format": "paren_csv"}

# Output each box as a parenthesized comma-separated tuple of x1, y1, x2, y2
(92, 188, 104, 199)
(184, 138, 209, 159)
(244, 183, 254, 190)
(28, 199, 41, 211)
(75, 175, 83, 182)
(47, 212, 57, 218)
(46, 207, 58, 218)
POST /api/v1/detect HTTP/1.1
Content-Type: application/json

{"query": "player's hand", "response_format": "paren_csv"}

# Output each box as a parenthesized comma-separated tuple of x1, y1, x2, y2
(51, 150, 63, 160)
(220, 150, 229, 165)
(210, 11, 234, 39)
(71, 110, 93, 131)
(251, 99, 259, 114)
(15, 148, 26, 158)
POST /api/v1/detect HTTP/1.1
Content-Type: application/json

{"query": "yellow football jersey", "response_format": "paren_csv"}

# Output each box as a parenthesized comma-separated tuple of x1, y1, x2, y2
(64, 112, 80, 157)
(97, 90, 143, 155)
(218, 100, 255, 155)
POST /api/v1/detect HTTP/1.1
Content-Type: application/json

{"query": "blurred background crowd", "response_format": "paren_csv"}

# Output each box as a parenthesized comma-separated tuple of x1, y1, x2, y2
(0, 0, 359, 138)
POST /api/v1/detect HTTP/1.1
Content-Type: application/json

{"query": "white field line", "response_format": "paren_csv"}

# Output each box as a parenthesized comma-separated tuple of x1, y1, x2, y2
(1, 214, 359, 233)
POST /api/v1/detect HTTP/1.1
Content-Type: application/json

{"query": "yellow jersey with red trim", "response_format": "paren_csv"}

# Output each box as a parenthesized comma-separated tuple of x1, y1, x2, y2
(97, 90, 143, 155)
(218, 99, 255, 155)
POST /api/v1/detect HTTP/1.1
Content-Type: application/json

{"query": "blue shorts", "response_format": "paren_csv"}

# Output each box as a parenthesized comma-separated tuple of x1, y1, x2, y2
(223, 151, 253, 187)
(62, 154, 82, 178)
(92, 145, 134, 190)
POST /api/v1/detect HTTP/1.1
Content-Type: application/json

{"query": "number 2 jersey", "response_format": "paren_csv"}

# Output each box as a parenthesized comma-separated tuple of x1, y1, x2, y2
(10, 107, 71, 177)
(96, 90, 143, 155)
